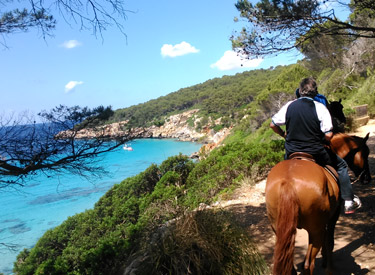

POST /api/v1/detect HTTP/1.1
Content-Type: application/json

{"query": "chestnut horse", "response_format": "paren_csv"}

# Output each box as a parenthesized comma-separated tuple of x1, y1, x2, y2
(266, 159, 341, 274)
(331, 133, 371, 184)
(266, 133, 371, 274)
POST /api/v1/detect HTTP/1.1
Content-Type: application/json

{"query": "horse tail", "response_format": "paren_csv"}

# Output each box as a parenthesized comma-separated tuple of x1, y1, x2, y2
(273, 180, 299, 275)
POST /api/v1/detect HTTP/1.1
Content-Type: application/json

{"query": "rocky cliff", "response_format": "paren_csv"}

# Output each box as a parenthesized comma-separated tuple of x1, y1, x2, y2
(142, 109, 231, 144)
(56, 109, 232, 155)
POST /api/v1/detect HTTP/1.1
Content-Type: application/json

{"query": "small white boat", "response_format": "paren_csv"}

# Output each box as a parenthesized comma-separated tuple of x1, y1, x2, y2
(123, 144, 134, 151)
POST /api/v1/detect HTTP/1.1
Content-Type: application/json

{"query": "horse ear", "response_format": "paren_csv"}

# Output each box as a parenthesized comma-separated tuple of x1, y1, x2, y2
(339, 99, 342, 103)
(364, 132, 370, 143)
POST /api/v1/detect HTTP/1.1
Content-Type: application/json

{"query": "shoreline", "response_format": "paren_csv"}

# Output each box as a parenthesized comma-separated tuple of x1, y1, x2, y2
(56, 109, 233, 157)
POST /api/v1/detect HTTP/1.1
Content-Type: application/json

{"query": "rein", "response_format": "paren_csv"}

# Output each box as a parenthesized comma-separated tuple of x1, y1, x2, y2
(351, 170, 366, 184)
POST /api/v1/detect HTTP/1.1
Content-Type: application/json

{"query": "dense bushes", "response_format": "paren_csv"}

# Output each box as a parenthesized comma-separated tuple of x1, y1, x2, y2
(14, 154, 195, 275)
(347, 73, 375, 115)
(106, 66, 287, 128)
(184, 138, 283, 208)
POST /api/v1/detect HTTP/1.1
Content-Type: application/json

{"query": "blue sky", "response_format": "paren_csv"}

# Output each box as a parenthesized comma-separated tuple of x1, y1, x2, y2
(0, 0, 304, 116)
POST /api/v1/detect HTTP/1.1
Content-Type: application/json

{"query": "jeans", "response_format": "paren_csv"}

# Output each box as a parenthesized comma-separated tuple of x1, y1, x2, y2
(334, 155, 354, 201)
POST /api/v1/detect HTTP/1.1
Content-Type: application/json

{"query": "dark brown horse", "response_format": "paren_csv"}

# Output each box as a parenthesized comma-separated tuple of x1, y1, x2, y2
(328, 100, 346, 133)
(266, 158, 341, 274)
(330, 133, 371, 184)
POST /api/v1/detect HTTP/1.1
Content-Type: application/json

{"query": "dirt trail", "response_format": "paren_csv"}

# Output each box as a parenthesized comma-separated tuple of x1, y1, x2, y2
(218, 119, 375, 275)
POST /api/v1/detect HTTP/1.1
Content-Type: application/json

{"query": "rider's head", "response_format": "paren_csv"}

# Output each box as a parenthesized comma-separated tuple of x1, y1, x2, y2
(299, 78, 318, 98)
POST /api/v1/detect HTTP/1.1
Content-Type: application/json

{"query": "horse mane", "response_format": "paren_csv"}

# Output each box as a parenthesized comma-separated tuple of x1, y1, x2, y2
(273, 180, 299, 275)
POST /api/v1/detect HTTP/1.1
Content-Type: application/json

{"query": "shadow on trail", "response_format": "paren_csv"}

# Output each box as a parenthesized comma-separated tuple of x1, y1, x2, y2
(296, 253, 368, 275)
(225, 202, 276, 263)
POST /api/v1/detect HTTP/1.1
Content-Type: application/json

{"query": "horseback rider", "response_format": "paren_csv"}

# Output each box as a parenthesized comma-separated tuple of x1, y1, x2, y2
(270, 77, 361, 214)
(295, 87, 328, 106)
(296, 87, 347, 134)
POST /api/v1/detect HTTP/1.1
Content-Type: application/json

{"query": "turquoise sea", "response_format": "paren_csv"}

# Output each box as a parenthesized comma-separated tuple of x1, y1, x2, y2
(0, 139, 202, 274)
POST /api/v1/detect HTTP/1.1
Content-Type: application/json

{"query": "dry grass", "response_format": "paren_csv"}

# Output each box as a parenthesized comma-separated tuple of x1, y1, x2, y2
(125, 209, 269, 275)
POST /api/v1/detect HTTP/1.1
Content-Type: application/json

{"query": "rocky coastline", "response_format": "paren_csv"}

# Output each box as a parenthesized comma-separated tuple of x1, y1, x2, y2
(57, 109, 232, 157)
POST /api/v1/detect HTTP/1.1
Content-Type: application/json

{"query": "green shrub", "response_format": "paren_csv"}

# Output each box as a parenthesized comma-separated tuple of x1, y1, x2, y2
(212, 124, 224, 132)
(183, 137, 283, 208)
(153, 119, 165, 127)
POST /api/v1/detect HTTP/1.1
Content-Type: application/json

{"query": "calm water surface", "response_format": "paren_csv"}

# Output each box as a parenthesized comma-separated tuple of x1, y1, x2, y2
(0, 139, 201, 274)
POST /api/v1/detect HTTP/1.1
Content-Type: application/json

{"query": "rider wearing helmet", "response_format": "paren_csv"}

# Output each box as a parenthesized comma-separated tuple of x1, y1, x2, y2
(270, 77, 361, 214)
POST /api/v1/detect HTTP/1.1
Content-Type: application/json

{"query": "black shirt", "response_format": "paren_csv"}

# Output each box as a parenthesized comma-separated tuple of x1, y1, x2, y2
(284, 98, 327, 156)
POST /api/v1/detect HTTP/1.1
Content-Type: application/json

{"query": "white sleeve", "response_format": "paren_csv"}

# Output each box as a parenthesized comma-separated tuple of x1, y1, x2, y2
(314, 101, 333, 133)
(271, 101, 293, 126)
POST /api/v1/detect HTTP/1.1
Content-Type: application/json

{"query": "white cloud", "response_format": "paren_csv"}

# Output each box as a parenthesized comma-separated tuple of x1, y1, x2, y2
(60, 40, 82, 49)
(65, 81, 84, 93)
(161, 41, 199, 58)
(210, 50, 263, 71)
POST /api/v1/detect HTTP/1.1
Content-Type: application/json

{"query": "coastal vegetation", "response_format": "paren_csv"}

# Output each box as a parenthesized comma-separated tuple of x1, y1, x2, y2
(108, 67, 286, 129)
(104, 63, 375, 134)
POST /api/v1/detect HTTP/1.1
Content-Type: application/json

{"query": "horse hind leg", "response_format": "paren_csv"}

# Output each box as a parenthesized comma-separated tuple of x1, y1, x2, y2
(322, 205, 341, 274)
(303, 243, 313, 274)
(304, 232, 323, 275)
(321, 231, 334, 275)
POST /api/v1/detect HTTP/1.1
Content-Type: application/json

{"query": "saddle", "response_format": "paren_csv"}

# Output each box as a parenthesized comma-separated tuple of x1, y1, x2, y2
(289, 152, 339, 182)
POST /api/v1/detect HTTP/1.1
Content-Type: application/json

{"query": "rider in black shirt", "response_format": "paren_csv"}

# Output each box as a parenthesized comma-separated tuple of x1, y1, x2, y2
(270, 77, 361, 214)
